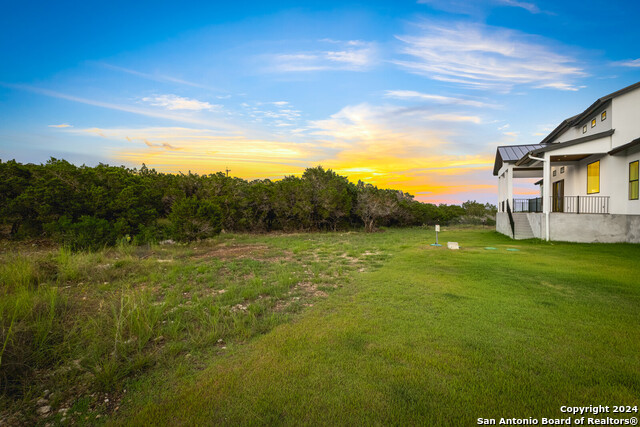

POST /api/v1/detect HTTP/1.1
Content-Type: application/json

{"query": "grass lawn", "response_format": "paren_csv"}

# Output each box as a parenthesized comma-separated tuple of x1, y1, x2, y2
(2, 227, 639, 425)
(125, 228, 639, 425)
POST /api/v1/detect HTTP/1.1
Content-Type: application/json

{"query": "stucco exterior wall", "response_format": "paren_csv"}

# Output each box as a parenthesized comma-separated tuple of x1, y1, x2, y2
(627, 215, 640, 243)
(496, 212, 640, 243)
(612, 89, 640, 149)
(496, 213, 512, 238)
(526, 212, 544, 239)
(556, 105, 611, 143)
(548, 214, 628, 243)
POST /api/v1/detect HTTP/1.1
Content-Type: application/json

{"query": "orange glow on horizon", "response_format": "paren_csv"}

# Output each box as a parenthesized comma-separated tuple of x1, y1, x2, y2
(88, 125, 497, 202)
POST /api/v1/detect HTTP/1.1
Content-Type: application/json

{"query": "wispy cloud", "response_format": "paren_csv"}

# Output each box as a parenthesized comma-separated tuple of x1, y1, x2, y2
(495, 0, 541, 13)
(97, 62, 216, 90)
(141, 94, 221, 111)
(535, 82, 585, 91)
(267, 40, 377, 72)
(614, 58, 640, 68)
(532, 122, 555, 136)
(384, 90, 497, 108)
(143, 139, 182, 150)
(48, 123, 72, 128)
(241, 101, 302, 127)
(1, 82, 239, 132)
(418, 0, 547, 15)
(428, 114, 481, 124)
(394, 21, 585, 91)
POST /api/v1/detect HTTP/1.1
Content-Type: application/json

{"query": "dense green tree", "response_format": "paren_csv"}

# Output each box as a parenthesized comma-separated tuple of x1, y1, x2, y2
(0, 159, 493, 248)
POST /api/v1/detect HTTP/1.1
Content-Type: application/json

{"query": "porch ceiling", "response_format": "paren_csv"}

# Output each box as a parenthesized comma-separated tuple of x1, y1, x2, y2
(513, 167, 543, 178)
(550, 154, 591, 162)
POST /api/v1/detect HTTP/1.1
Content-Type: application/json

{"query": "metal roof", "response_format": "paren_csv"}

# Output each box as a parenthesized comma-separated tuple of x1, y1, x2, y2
(498, 145, 543, 161)
(493, 144, 544, 175)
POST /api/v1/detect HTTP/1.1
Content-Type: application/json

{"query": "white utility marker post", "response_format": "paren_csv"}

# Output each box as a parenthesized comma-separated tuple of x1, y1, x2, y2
(431, 223, 442, 247)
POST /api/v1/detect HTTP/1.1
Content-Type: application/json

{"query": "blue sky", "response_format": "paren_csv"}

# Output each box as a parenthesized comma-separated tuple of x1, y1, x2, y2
(1, 0, 640, 204)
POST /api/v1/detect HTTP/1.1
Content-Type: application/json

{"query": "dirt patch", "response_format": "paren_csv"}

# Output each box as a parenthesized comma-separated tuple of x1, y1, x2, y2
(339, 253, 359, 264)
(295, 281, 329, 298)
(274, 281, 336, 312)
(231, 303, 248, 312)
(362, 251, 382, 256)
(192, 244, 273, 260)
(201, 288, 227, 298)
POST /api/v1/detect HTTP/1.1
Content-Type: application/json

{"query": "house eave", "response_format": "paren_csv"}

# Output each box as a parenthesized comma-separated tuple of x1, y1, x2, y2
(608, 136, 640, 155)
(516, 129, 615, 166)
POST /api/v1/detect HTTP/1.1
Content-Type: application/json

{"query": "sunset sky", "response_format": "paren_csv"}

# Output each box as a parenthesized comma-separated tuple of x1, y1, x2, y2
(1, 1, 640, 204)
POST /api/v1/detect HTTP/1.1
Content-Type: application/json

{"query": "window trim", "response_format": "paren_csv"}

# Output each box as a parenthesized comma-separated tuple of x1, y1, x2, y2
(587, 160, 600, 194)
(630, 160, 639, 200)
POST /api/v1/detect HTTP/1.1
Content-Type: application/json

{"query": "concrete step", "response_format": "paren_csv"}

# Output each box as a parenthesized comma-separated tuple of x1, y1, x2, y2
(512, 214, 534, 239)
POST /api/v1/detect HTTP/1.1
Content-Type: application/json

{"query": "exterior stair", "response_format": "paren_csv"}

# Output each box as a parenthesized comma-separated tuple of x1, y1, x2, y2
(512, 213, 534, 240)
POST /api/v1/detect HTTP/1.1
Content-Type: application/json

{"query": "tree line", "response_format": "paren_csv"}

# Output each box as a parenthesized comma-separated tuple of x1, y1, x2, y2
(0, 158, 496, 249)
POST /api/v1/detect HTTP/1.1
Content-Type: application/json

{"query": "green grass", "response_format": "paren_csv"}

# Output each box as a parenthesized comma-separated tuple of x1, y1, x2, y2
(124, 228, 640, 425)
(1, 228, 639, 425)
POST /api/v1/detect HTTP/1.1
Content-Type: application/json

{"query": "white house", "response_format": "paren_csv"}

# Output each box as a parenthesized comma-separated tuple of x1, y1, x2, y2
(493, 81, 640, 243)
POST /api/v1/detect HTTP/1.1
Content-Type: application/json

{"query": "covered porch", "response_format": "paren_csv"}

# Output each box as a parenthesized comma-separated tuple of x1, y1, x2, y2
(495, 148, 611, 241)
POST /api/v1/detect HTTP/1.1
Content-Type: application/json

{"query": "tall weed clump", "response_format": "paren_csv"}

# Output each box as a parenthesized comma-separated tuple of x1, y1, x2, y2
(85, 287, 163, 391)
(0, 256, 67, 395)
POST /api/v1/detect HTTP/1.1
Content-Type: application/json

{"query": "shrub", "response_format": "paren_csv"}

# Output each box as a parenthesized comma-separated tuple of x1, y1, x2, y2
(169, 197, 222, 241)
(45, 215, 115, 251)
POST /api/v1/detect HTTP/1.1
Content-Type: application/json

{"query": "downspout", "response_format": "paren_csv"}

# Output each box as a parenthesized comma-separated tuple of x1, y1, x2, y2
(528, 154, 549, 241)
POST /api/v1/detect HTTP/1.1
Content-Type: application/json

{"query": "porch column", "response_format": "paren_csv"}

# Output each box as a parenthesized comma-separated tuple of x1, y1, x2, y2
(497, 173, 503, 211)
(542, 152, 551, 240)
(506, 165, 513, 211)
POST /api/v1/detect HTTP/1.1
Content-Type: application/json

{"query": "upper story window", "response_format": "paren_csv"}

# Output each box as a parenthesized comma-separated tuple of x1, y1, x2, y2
(583, 125, 587, 134)
(631, 161, 639, 200)
(591, 118, 596, 128)
(601, 110, 607, 121)
(587, 160, 600, 194)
